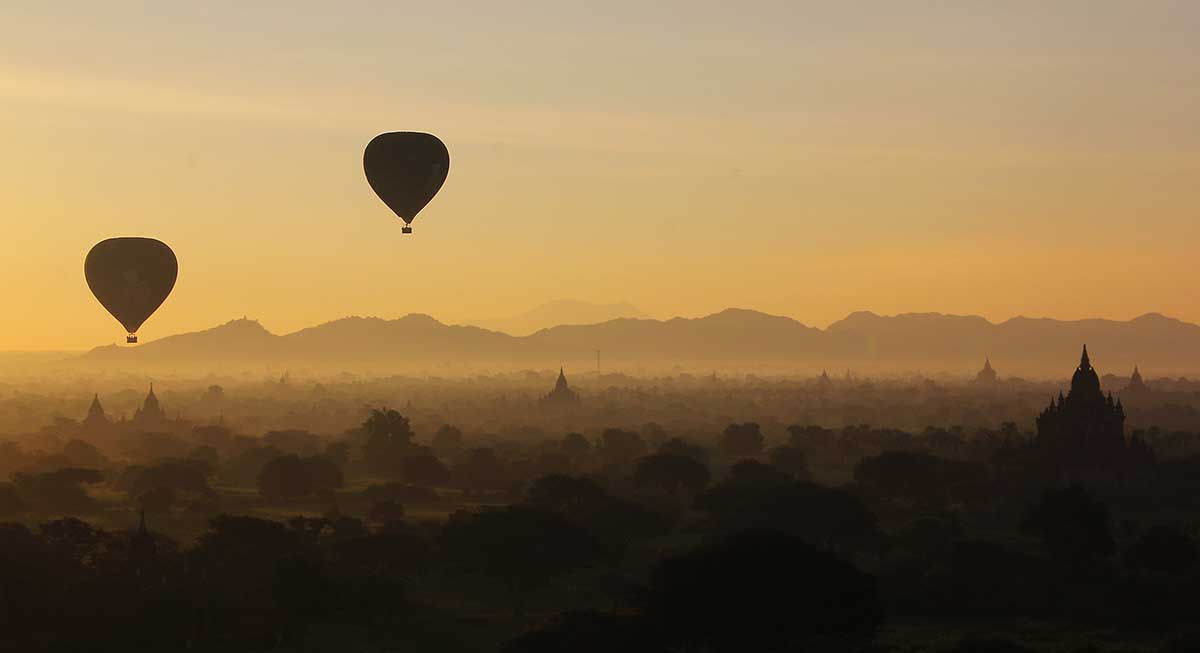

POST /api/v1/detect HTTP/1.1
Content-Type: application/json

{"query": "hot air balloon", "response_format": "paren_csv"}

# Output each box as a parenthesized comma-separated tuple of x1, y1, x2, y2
(363, 131, 450, 234)
(85, 238, 178, 344)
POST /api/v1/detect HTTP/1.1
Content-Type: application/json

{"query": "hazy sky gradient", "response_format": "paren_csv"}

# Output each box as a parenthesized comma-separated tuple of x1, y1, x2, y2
(2, 1, 1198, 350)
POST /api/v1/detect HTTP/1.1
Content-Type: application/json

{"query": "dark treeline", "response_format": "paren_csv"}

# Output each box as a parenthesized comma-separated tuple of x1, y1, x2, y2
(3, 358, 1200, 650)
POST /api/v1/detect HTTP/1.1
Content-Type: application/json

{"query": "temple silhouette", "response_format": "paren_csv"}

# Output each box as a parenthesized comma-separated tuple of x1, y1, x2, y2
(540, 367, 580, 408)
(974, 357, 997, 384)
(127, 509, 158, 580)
(131, 383, 168, 428)
(82, 393, 109, 431)
(1122, 364, 1150, 398)
(1001, 346, 1154, 484)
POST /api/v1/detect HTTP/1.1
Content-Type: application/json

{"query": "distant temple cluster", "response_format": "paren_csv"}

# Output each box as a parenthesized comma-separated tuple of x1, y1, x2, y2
(540, 368, 580, 408)
(79, 384, 187, 442)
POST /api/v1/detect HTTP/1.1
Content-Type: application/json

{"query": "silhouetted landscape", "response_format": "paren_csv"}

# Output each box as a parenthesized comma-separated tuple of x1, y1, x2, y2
(31, 308, 1200, 376)
(4, 337, 1200, 651)
(7, 1, 1200, 650)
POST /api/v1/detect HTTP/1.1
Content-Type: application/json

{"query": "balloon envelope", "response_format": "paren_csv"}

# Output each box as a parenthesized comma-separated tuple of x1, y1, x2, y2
(363, 132, 450, 226)
(85, 237, 178, 337)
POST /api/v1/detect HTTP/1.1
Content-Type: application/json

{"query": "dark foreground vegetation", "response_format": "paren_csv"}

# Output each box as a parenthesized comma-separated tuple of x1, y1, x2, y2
(3, 364, 1200, 651)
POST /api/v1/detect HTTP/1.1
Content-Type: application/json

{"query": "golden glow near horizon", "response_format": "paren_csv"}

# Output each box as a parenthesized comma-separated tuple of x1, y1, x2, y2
(2, 2, 1198, 350)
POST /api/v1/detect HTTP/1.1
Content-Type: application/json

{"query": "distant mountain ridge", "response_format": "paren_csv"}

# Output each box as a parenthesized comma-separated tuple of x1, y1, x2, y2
(72, 309, 1200, 376)
(465, 299, 647, 336)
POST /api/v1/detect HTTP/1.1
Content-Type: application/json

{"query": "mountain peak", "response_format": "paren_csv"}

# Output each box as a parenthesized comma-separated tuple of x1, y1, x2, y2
(702, 308, 792, 323)
(466, 299, 645, 336)
(214, 317, 271, 333)
(398, 313, 442, 325)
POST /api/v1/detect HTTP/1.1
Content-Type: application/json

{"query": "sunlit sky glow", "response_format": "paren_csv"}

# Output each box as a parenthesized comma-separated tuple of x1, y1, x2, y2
(2, 1, 1198, 350)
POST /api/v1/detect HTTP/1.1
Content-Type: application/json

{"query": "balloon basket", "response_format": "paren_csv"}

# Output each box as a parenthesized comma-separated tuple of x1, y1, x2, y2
(402, 226, 413, 234)
(126, 335, 138, 344)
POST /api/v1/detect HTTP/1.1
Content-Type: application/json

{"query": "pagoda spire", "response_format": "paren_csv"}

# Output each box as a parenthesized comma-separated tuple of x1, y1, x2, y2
(1080, 344, 1090, 369)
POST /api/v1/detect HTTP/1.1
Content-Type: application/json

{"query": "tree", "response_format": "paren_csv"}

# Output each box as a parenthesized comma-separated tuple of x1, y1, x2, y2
(1124, 525, 1198, 574)
(503, 611, 651, 653)
(194, 515, 306, 589)
(192, 424, 233, 451)
(119, 432, 191, 463)
(657, 437, 708, 464)
(767, 444, 811, 480)
(698, 481, 880, 555)
(596, 428, 646, 466)
(360, 409, 416, 477)
(41, 468, 105, 486)
(451, 448, 509, 492)
(528, 451, 572, 479)
(526, 475, 608, 513)
(717, 422, 764, 459)
(439, 506, 600, 618)
(202, 384, 225, 403)
(13, 469, 104, 515)
(647, 530, 882, 651)
(854, 450, 981, 504)
(932, 540, 1044, 617)
(560, 432, 592, 460)
(224, 445, 285, 486)
(431, 424, 465, 460)
(633, 453, 710, 494)
(298, 456, 343, 496)
(62, 439, 108, 468)
(39, 517, 104, 566)
(367, 500, 406, 525)
(1023, 484, 1113, 570)
(188, 445, 220, 467)
(641, 422, 669, 449)
(257, 455, 344, 500)
(401, 447, 451, 487)
(526, 475, 669, 558)
(126, 460, 211, 498)
(323, 441, 350, 467)
(726, 459, 791, 488)
(364, 408, 414, 454)
(138, 486, 176, 514)
(0, 482, 25, 517)
(261, 430, 323, 456)
(272, 555, 329, 632)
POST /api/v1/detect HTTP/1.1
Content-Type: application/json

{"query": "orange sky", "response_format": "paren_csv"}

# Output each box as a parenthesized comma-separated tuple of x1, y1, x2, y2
(2, 2, 1198, 350)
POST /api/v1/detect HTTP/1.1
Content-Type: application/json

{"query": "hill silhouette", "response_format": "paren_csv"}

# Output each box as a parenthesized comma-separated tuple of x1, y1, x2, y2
(827, 311, 1200, 374)
(72, 310, 1200, 376)
(465, 299, 647, 336)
